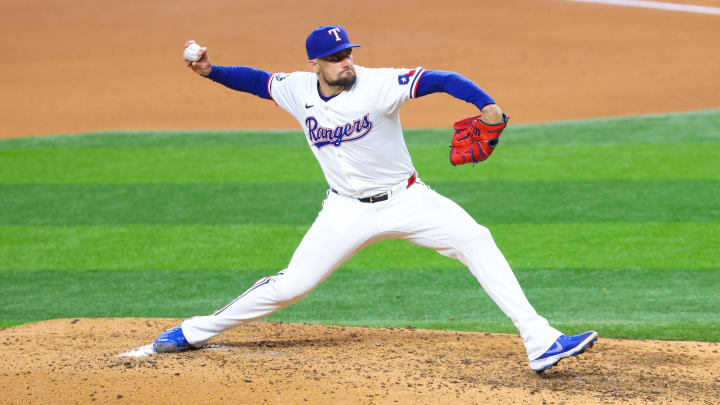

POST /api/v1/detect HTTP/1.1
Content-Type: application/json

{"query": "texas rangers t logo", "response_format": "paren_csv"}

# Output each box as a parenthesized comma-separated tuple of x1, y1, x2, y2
(328, 28, 342, 41)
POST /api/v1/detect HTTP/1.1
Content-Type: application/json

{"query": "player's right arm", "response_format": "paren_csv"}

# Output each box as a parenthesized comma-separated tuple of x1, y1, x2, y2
(182, 41, 273, 100)
(182, 42, 305, 117)
(205, 66, 273, 100)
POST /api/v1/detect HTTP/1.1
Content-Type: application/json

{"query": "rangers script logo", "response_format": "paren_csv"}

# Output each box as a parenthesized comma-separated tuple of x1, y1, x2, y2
(305, 114, 374, 148)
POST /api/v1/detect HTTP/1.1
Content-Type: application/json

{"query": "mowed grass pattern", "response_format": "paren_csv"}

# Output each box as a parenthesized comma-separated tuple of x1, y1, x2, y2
(1, 109, 719, 340)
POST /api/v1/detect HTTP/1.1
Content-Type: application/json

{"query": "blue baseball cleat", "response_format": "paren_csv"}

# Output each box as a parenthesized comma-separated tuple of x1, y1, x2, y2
(530, 331, 598, 374)
(153, 325, 194, 353)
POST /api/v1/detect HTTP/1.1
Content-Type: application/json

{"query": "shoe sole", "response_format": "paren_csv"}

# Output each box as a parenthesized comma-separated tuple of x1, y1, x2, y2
(532, 332, 598, 374)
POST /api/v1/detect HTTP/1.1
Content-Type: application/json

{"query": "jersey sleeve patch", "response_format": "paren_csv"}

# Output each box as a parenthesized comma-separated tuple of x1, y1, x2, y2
(397, 69, 416, 86)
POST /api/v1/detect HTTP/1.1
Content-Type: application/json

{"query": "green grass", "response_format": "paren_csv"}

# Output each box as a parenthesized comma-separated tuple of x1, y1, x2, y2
(1, 144, 718, 184)
(1, 108, 719, 341)
(2, 181, 718, 225)
(0, 268, 716, 341)
(0, 223, 717, 271)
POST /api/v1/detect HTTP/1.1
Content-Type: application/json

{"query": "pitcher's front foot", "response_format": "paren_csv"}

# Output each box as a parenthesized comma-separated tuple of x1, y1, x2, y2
(530, 331, 598, 374)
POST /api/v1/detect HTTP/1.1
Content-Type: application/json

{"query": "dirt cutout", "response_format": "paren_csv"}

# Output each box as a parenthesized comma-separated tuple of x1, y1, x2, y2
(2, 319, 719, 404)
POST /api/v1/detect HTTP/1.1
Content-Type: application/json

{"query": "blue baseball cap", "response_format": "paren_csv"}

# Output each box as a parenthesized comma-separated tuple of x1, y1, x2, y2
(305, 25, 360, 60)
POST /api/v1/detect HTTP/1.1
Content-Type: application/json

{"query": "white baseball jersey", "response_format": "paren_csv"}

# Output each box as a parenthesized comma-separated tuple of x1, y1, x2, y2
(267, 66, 426, 198)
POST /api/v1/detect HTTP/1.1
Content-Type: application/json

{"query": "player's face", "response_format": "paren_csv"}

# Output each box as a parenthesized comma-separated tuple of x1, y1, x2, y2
(314, 48, 356, 89)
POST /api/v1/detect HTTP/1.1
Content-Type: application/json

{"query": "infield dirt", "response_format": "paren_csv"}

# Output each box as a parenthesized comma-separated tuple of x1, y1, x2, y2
(2, 319, 720, 404)
(2, 0, 720, 404)
(2, 0, 720, 138)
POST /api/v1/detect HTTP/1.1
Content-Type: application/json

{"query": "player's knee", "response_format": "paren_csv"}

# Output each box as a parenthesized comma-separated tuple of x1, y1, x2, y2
(449, 224, 494, 255)
(468, 224, 494, 245)
(272, 277, 316, 304)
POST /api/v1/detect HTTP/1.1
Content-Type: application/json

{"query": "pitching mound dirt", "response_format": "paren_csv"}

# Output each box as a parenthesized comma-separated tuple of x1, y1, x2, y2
(1, 318, 718, 404)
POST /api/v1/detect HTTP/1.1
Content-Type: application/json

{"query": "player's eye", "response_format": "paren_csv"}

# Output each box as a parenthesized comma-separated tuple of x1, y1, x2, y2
(324, 49, 352, 63)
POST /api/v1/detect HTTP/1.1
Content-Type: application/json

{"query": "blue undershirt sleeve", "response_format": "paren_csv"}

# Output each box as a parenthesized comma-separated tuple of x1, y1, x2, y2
(206, 65, 272, 100)
(415, 70, 494, 110)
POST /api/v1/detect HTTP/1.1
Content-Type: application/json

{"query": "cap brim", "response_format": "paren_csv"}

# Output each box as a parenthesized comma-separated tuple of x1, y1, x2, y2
(314, 43, 361, 60)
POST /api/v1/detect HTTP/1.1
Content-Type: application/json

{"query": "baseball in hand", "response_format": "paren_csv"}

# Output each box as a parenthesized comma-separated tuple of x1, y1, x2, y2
(184, 43, 203, 62)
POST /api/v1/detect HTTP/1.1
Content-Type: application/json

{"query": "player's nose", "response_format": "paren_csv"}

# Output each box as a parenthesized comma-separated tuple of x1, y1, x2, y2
(339, 56, 353, 68)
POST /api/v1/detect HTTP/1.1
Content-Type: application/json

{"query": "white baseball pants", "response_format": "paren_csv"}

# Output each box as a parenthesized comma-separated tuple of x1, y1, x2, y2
(182, 180, 561, 360)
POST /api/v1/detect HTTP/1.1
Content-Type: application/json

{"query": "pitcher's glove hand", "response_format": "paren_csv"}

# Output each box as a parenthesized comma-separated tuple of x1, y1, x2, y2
(449, 113, 509, 166)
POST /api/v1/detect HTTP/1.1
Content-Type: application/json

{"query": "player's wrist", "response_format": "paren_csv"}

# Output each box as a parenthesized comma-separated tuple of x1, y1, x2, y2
(197, 64, 211, 77)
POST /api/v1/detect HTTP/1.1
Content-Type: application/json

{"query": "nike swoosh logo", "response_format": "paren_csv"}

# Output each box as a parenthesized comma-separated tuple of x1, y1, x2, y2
(545, 342, 563, 354)
(305, 104, 314, 109)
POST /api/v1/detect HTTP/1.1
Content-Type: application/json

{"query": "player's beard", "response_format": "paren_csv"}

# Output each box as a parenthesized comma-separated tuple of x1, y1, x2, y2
(327, 69, 356, 89)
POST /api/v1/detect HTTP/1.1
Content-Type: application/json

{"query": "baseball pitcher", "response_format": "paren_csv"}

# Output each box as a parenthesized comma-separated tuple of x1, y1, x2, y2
(154, 25, 597, 374)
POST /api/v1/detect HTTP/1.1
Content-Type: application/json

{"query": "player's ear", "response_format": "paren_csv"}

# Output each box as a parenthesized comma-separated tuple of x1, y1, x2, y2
(308, 59, 319, 74)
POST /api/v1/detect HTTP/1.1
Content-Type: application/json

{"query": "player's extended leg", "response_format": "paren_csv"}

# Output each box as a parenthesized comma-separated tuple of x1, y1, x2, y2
(155, 192, 385, 351)
(381, 182, 588, 365)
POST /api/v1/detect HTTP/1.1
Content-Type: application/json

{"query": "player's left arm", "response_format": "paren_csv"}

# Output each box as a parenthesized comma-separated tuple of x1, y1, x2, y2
(414, 70, 504, 124)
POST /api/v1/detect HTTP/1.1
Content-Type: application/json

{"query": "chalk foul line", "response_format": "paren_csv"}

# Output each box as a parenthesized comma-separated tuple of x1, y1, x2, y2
(571, 0, 720, 15)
